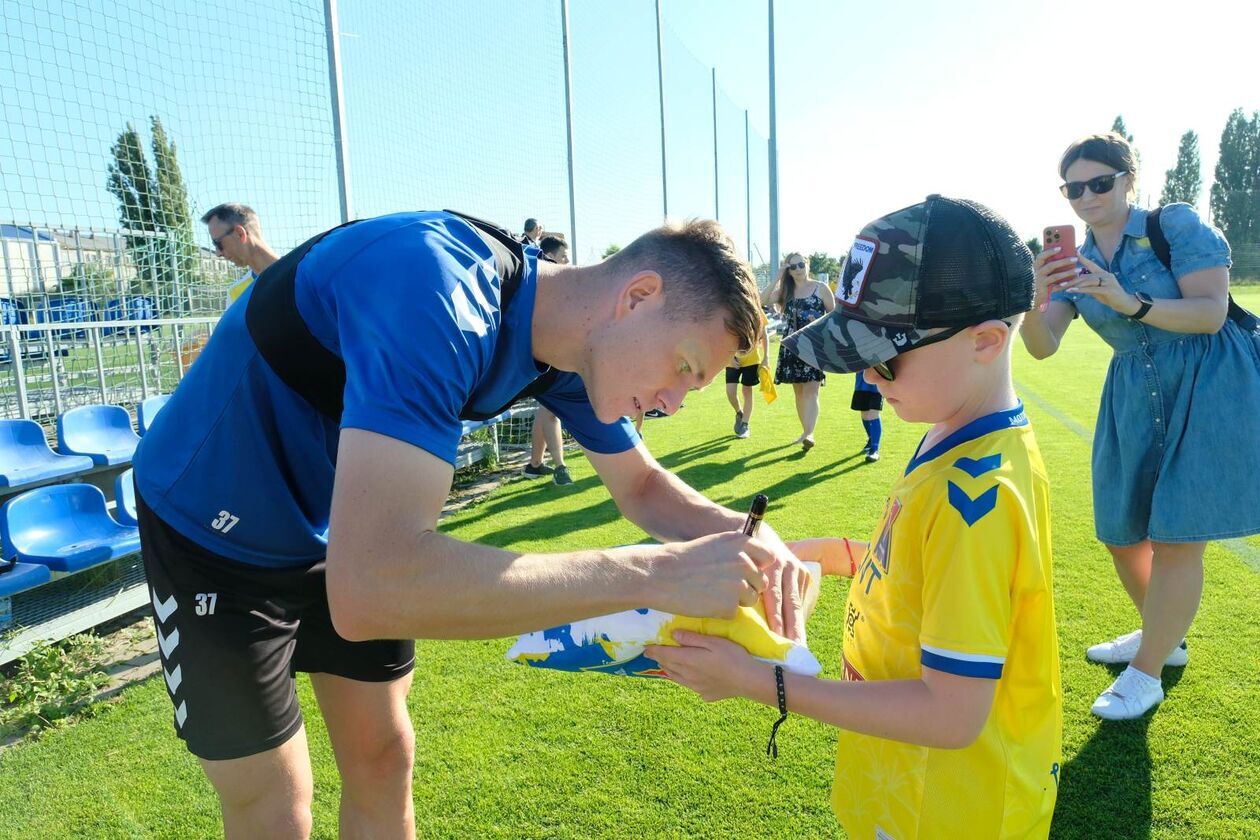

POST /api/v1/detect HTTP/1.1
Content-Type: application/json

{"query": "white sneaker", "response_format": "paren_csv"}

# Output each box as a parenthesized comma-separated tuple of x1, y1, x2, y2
(1091, 666, 1164, 720)
(1086, 629, 1188, 667)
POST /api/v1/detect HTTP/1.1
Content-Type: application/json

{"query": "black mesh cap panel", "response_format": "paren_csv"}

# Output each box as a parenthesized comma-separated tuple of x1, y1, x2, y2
(916, 197, 1035, 329)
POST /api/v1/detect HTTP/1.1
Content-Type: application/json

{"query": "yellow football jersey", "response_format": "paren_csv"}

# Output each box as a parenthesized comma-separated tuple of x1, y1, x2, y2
(833, 403, 1062, 840)
(227, 270, 256, 305)
(734, 311, 767, 367)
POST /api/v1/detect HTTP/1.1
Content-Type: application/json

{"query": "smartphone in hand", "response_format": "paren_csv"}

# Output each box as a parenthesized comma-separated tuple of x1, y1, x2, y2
(1043, 225, 1077, 261)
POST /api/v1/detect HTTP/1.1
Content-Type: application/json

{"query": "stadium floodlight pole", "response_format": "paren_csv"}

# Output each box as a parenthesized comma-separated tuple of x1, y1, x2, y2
(712, 67, 720, 220)
(324, 0, 353, 223)
(655, 0, 669, 221)
(560, 0, 579, 264)
(767, 0, 780, 276)
(745, 109, 752, 263)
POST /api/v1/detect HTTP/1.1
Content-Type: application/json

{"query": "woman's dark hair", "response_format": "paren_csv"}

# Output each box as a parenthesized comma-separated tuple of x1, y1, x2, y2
(773, 252, 805, 309)
(1059, 132, 1139, 195)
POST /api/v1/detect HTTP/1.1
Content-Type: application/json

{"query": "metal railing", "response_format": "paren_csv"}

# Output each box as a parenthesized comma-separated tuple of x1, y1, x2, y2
(0, 319, 217, 426)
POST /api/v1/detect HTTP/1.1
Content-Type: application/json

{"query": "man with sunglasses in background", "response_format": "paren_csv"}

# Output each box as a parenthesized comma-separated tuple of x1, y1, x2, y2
(202, 203, 278, 305)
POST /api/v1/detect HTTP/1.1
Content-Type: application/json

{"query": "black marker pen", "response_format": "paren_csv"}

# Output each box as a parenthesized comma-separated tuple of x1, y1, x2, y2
(742, 494, 769, 537)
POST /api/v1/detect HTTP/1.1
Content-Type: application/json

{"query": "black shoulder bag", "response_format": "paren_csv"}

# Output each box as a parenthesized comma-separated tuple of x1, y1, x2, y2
(245, 210, 558, 424)
(1145, 206, 1260, 335)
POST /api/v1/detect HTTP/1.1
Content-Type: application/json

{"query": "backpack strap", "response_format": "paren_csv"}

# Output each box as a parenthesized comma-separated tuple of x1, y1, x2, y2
(1143, 205, 1258, 335)
(246, 210, 553, 425)
(245, 220, 359, 422)
(1145, 206, 1173, 273)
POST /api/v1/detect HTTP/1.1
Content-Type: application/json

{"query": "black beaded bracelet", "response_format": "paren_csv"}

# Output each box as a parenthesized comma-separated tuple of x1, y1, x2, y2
(766, 664, 788, 759)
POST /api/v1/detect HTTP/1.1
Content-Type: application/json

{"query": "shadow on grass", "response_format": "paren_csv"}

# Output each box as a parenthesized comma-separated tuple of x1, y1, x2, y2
(458, 436, 879, 548)
(1051, 666, 1185, 840)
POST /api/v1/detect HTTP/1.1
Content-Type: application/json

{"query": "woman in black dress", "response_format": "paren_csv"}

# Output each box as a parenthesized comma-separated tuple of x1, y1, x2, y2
(765, 252, 836, 450)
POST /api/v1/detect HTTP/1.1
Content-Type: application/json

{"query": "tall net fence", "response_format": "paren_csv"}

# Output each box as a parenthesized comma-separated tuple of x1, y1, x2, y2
(0, 0, 772, 425)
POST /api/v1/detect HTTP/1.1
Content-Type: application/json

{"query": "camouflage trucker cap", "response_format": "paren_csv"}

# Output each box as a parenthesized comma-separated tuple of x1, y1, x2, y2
(783, 194, 1034, 374)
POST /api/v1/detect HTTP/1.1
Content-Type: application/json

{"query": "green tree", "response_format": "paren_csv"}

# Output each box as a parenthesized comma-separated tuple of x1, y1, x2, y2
(1210, 108, 1260, 245)
(1111, 115, 1141, 202)
(1160, 130, 1202, 208)
(150, 116, 198, 309)
(58, 262, 119, 299)
(1111, 115, 1134, 145)
(106, 117, 197, 310)
(808, 252, 843, 284)
(1026, 237, 1043, 256)
(106, 122, 157, 236)
(602, 243, 621, 259)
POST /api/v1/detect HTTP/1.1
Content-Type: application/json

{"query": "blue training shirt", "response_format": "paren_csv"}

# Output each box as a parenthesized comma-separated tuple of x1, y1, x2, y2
(134, 211, 638, 568)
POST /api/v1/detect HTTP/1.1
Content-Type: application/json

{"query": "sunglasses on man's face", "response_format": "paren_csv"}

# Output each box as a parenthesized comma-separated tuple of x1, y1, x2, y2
(1059, 171, 1128, 201)
(211, 227, 238, 252)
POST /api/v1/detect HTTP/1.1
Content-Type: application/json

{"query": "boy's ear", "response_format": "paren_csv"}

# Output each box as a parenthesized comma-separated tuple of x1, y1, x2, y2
(970, 320, 1011, 364)
(615, 270, 665, 318)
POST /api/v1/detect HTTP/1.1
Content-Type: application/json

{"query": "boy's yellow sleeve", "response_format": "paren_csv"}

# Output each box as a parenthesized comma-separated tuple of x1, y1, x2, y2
(917, 477, 1031, 679)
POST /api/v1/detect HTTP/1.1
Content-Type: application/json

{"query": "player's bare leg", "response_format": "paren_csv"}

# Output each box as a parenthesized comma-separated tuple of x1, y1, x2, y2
(312, 671, 416, 840)
(200, 727, 314, 840)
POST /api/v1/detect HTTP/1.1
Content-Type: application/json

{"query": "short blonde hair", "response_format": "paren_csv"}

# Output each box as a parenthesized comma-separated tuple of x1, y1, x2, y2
(605, 219, 761, 354)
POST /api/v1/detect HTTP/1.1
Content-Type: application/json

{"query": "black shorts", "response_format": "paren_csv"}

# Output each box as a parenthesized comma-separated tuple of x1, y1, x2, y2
(725, 364, 759, 387)
(851, 390, 884, 412)
(137, 494, 415, 761)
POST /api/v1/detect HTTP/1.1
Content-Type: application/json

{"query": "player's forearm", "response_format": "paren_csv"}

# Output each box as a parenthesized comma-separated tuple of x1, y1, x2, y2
(615, 464, 743, 543)
(328, 531, 656, 641)
(745, 667, 984, 750)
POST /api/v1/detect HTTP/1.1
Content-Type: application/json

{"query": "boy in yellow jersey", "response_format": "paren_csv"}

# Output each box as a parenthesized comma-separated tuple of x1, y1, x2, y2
(649, 195, 1062, 839)
(725, 309, 770, 438)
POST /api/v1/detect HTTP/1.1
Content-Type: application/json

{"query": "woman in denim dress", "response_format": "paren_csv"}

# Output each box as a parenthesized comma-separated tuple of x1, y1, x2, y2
(1023, 132, 1260, 720)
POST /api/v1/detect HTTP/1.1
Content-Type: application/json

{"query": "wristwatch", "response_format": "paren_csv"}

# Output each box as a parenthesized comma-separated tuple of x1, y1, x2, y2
(1130, 292, 1154, 321)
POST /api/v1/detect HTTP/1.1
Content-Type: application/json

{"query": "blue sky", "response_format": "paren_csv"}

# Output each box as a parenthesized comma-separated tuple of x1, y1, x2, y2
(2, 0, 1257, 267)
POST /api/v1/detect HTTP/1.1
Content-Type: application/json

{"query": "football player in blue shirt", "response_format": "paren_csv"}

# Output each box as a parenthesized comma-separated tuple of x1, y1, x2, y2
(134, 211, 807, 838)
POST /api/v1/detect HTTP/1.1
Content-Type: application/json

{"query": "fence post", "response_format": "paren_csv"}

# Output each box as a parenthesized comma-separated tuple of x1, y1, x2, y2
(767, 0, 780, 275)
(91, 326, 108, 405)
(712, 68, 720, 220)
(135, 326, 149, 400)
(324, 0, 353, 223)
(655, 0, 669, 221)
(745, 109, 752, 263)
(8, 328, 28, 419)
(44, 325, 62, 418)
(560, 0, 579, 264)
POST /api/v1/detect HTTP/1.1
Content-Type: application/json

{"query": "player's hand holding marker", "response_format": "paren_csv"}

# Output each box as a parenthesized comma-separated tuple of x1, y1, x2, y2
(506, 496, 823, 679)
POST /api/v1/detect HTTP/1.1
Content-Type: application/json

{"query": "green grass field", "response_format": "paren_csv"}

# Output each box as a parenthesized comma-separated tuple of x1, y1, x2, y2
(1, 290, 1258, 838)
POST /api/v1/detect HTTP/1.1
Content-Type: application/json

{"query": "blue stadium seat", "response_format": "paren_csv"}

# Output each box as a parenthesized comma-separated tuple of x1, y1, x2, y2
(137, 394, 171, 435)
(103, 295, 157, 336)
(114, 468, 138, 527)
(0, 560, 52, 597)
(0, 419, 95, 488)
(1, 484, 141, 574)
(56, 404, 140, 466)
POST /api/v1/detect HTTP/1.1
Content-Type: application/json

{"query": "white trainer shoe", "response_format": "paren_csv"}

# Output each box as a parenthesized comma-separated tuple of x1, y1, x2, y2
(1085, 629, 1188, 667)
(1091, 666, 1164, 720)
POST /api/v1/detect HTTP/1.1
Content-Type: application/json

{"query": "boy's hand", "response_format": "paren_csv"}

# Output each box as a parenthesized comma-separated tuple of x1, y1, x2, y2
(646, 631, 773, 703)
(756, 523, 811, 642)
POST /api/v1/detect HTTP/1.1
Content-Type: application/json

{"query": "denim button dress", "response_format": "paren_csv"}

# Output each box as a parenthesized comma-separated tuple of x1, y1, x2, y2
(1052, 203, 1260, 545)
